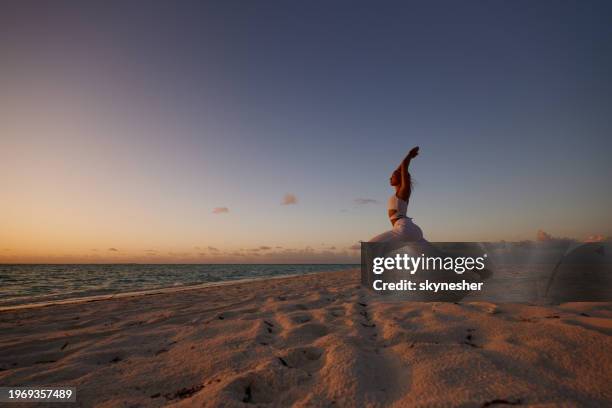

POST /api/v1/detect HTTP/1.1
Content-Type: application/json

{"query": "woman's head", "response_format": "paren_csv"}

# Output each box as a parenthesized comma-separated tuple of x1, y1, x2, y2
(390, 169, 401, 186)
(390, 169, 413, 189)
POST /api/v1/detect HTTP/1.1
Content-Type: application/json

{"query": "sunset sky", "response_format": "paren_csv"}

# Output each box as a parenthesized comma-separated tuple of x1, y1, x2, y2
(1, 1, 611, 263)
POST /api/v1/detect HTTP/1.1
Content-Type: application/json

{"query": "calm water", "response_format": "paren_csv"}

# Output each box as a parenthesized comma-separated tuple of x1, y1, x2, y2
(0, 264, 357, 307)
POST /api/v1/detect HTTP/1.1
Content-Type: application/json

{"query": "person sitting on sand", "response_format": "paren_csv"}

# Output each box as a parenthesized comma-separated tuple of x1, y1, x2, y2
(369, 146, 425, 244)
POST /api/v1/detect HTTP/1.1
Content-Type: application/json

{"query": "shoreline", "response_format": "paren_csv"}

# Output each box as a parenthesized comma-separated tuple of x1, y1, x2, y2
(0, 268, 359, 313)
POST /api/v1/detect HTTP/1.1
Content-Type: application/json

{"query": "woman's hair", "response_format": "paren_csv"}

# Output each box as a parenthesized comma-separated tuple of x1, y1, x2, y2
(392, 169, 414, 189)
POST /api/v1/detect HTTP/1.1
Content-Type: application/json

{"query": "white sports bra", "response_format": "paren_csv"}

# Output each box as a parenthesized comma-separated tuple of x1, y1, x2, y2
(388, 194, 408, 223)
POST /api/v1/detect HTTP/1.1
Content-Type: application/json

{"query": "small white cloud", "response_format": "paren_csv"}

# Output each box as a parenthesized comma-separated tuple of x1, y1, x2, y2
(585, 234, 607, 243)
(281, 193, 297, 205)
(536, 230, 553, 242)
(536, 230, 574, 244)
(354, 198, 378, 205)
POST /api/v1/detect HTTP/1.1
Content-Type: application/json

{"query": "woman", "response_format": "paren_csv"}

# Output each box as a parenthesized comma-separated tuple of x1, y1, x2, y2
(369, 146, 425, 243)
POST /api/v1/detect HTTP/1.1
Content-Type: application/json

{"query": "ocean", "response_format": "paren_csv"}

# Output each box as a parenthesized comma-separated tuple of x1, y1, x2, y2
(0, 264, 357, 308)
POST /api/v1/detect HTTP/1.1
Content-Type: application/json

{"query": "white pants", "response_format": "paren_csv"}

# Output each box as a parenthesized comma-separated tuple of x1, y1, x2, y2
(369, 217, 424, 243)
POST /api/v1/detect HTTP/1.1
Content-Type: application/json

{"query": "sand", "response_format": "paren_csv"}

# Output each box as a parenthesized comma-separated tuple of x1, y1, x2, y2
(0, 268, 611, 407)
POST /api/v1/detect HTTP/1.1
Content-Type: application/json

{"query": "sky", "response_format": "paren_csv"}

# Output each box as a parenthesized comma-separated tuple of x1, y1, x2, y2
(1, 1, 611, 263)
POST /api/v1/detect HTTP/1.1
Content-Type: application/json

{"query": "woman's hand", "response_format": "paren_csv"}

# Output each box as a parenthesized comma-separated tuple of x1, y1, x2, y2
(396, 146, 418, 201)
(408, 146, 419, 159)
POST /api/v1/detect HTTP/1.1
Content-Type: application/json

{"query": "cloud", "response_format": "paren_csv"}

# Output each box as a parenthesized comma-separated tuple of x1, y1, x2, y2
(536, 230, 575, 245)
(585, 234, 608, 243)
(167, 251, 191, 258)
(212, 207, 229, 214)
(349, 242, 362, 251)
(536, 230, 553, 242)
(239, 246, 357, 263)
(108, 247, 119, 252)
(281, 193, 297, 205)
(208, 246, 219, 252)
(354, 198, 378, 205)
(248, 246, 273, 252)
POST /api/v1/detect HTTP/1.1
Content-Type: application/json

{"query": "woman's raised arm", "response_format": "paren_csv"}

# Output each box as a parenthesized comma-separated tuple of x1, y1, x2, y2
(397, 146, 419, 201)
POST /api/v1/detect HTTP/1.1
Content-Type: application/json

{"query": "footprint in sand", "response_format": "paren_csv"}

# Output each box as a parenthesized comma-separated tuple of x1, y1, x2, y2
(220, 358, 313, 405)
(327, 306, 345, 318)
(218, 347, 325, 405)
(279, 346, 324, 373)
(255, 319, 279, 345)
(285, 322, 329, 343)
(289, 313, 312, 324)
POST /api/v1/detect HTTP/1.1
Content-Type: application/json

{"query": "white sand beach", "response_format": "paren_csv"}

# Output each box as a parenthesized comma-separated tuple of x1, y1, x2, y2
(1, 269, 611, 407)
